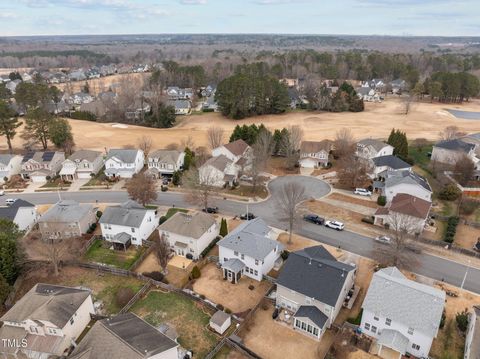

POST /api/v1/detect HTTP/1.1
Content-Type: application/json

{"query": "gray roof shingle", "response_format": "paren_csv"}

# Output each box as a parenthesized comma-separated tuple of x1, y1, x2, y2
(67, 150, 102, 163)
(372, 155, 411, 170)
(38, 200, 92, 223)
(158, 211, 217, 239)
(294, 305, 328, 329)
(362, 267, 445, 338)
(106, 149, 141, 164)
(385, 170, 432, 192)
(277, 246, 355, 307)
(0, 154, 16, 166)
(435, 139, 475, 153)
(99, 201, 150, 228)
(0, 199, 35, 221)
(358, 138, 390, 152)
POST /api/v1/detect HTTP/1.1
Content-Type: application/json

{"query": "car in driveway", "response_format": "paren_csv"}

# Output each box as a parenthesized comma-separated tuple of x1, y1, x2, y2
(240, 212, 256, 220)
(303, 214, 325, 225)
(325, 220, 344, 231)
(202, 206, 219, 214)
(374, 235, 391, 244)
(354, 188, 372, 196)
(5, 198, 17, 206)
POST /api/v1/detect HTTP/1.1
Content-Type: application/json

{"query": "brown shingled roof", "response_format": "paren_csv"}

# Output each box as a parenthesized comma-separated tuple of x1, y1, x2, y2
(381, 193, 431, 219)
(300, 140, 333, 153)
(223, 139, 250, 156)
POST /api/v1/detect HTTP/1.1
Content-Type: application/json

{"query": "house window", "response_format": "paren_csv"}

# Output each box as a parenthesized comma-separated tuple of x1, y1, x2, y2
(131, 228, 135, 233)
(373, 315, 379, 321)
(241, 254, 244, 260)
(385, 318, 391, 326)
(234, 251, 238, 256)
(30, 326, 38, 334)
(254, 270, 258, 276)
(255, 259, 259, 265)
(408, 327, 414, 335)
(371, 326, 377, 333)
(313, 327, 319, 336)
(70, 318, 74, 325)
(412, 344, 420, 350)
(295, 320, 301, 329)
(307, 324, 312, 333)
(301, 322, 306, 330)
(364, 323, 370, 330)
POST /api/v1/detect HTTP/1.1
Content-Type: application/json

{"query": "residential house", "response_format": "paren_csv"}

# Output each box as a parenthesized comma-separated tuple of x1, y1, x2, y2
(390, 79, 406, 94)
(0, 283, 95, 359)
(287, 87, 302, 109)
(371, 155, 412, 179)
(70, 92, 94, 106)
(363, 79, 385, 90)
(374, 193, 432, 234)
(6, 79, 21, 94)
(21, 151, 65, 183)
(99, 64, 117, 76)
(276, 245, 356, 340)
(202, 92, 219, 112)
(361, 267, 445, 359)
(0, 154, 22, 183)
(198, 155, 240, 187)
(70, 313, 178, 359)
(356, 87, 381, 102)
(147, 149, 185, 178)
(357, 139, 394, 160)
(125, 98, 151, 121)
(382, 170, 432, 202)
(0, 199, 38, 231)
(167, 99, 191, 115)
(104, 149, 144, 179)
(431, 139, 476, 166)
(99, 200, 158, 248)
(464, 306, 480, 359)
(60, 150, 103, 181)
(299, 140, 332, 168)
(85, 68, 101, 79)
(132, 64, 150, 73)
(69, 70, 87, 82)
(210, 311, 231, 335)
(158, 211, 219, 260)
(166, 87, 194, 100)
(217, 218, 283, 283)
(38, 200, 96, 240)
(212, 139, 252, 170)
(80, 100, 108, 119)
(200, 85, 216, 98)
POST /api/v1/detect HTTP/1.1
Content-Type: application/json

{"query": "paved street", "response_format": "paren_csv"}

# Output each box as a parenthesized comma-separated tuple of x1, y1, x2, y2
(2, 175, 479, 294)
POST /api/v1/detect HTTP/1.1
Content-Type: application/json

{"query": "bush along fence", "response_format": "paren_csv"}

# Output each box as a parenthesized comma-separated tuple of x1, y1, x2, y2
(444, 216, 460, 244)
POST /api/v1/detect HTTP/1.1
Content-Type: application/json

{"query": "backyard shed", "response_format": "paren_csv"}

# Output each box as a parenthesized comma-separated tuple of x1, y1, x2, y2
(209, 310, 231, 335)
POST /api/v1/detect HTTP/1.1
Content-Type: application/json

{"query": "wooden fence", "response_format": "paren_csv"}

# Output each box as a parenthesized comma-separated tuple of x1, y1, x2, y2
(118, 280, 152, 314)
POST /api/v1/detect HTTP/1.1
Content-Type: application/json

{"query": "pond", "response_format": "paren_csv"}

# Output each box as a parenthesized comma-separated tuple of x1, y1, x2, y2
(446, 109, 480, 120)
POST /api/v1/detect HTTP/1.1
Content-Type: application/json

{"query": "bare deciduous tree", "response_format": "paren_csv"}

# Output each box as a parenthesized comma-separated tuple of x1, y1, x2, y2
(137, 135, 153, 158)
(281, 125, 304, 170)
(439, 125, 466, 141)
(180, 135, 196, 151)
(334, 128, 355, 159)
(165, 143, 179, 150)
(402, 94, 415, 115)
(249, 128, 273, 193)
(152, 233, 170, 272)
(126, 172, 158, 206)
(206, 127, 224, 150)
(336, 154, 371, 189)
(183, 167, 218, 210)
(454, 154, 475, 186)
(275, 182, 306, 244)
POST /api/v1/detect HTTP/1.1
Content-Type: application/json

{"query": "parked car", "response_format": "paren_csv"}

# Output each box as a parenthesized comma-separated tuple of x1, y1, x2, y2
(325, 220, 345, 231)
(374, 235, 391, 244)
(303, 214, 325, 225)
(354, 188, 372, 196)
(240, 212, 256, 220)
(5, 198, 17, 206)
(0, 190, 4, 196)
(202, 206, 219, 214)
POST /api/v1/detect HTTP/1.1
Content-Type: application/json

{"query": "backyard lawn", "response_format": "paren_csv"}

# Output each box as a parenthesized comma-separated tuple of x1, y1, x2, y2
(165, 207, 188, 219)
(84, 239, 146, 269)
(131, 290, 218, 358)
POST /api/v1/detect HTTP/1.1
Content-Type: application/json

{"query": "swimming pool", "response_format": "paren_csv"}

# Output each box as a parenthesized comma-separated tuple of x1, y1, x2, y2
(446, 109, 480, 120)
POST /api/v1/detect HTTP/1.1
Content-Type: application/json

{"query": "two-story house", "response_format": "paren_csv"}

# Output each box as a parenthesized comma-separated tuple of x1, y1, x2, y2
(0, 154, 22, 184)
(356, 139, 394, 160)
(464, 305, 480, 359)
(382, 170, 432, 202)
(361, 267, 445, 359)
(104, 149, 144, 179)
(276, 246, 356, 340)
(38, 200, 96, 240)
(99, 200, 158, 248)
(147, 149, 185, 178)
(158, 211, 219, 260)
(298, 140, 332, 168)
(21, 151, 65, 183)
(0, 283, 95, 359)
(59, 150, 103, 181)
(217, 218, 283, 283)
(0, 199, 38, 232)
(371, 155, 412, 180)
(198, 155, 240, 187)
(212, 139, 252, 170)
(70, 313, 178, 359)
(431, 139, 476, 166)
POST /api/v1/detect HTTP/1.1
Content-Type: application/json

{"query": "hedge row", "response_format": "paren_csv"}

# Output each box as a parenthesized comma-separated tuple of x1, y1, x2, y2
(200, 236, 222, 258)
(443, 216, 460, 243)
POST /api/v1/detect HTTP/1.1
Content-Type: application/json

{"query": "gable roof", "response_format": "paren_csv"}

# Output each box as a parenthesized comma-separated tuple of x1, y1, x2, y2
(277, 245, 355, 307)
(300, 140, 333, 154)
(202, 155, 233, 172)
(385, 170, 432, 192)
(358, 138, 391, 152)
(434, 139, 475, 153)
(99, 201, 151, 228)
(210, 310, 231, 327)
(38, 200, 93, 223)
(384, 193, 431, 219)
(1, 284, 91, 328)
(106, 149, 141, 164)
(362, 267, 445, 338)
(217, 218, 283, 261)
(0, 154, 16, 166)
(148, 149, 182, 164)
(0, 199, 35, 221)
(22, 151, 63, 164)
(158, 211, 216, 239)
(294, 305, 328, 329)
(70, 313, 177, 359)
(222, 139, 250, 157)
(372, 155, 411, 170)
(68, 150, 102, 163)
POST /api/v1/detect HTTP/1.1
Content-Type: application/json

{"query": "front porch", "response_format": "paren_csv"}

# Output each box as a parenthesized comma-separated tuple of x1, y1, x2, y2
(221, 258, 245, 284)
(59, 166, 77, 182)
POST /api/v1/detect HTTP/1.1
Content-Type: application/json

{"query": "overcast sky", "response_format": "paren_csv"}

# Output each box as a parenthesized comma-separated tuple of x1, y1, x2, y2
(0, 0, 478, 37)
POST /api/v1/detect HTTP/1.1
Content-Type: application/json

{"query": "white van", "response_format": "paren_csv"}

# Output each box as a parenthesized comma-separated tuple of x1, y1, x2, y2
(5, 198, 17, 206)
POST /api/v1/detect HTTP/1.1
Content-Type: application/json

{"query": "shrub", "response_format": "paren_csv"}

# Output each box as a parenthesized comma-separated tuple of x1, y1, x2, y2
(280, 250, 290, 260)
(460, 199, 479, 216)
(225, 308, 232, 314)
(361, 216, 374, 225)
(200, 236, 221, 257)
(159, 216, 167, 225)
(96, 210, 103, 218)
(202, 108, 214, 113)
(115, 287, 135, 308)
(216, 304, 224, 311)
(438, 184, 461, 201)
(346, 308, 363, 325)
(172, 171, 181, 186)
(71, 110, 97, 121)
(191, 266, 201, 279)
(456, 309, 469, 332)
(161, 185, 168, 192)
(261, 301, 269, 310)
(377, 196, 386, 206)
(248, 284, 255, 290)
(199, 294, 206, 300)
(143, 271, 164, 282)
(444, 216, 460, 243)
(219, 218, 228, 237)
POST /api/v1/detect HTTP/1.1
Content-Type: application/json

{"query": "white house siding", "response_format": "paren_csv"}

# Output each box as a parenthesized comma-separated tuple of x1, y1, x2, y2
(31, 174, 48, 183)
(61, 295, 95, 343)
(464, 310, 477, 359)
(212, 146, 240, 163)
(375, 212, 426, 234)
(199, 165, 227, 187)
(384, 183, 432, 202)
(101, 211, 157, 246)
(360, 309, 434, 358)
(293, 316, 325, 340)
(210, 317, 231, 335)
(149, 346, 179, 359)
(105, 151, 144, 179)
(161, 222, 219, 260)
(148, 153, 185, 175)
(431, 146, 468, 166)
(0, 156, 22, 183)
(13, 207, 38, 232)
(373, 165, 411, 178)
(358, 145, 394, 160)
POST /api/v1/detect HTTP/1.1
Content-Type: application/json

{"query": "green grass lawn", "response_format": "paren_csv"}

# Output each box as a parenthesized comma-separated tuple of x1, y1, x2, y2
(225, 184, 269, 199)
(131, 291, 218, 358)
(165, 207, 188, 219)
(409, 144, 433, 171)
(84, 239, 146, 269)
(84, 168, 109, 186)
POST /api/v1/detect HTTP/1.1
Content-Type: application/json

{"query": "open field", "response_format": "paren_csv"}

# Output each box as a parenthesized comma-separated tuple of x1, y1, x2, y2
(5, 98, 480, 153)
